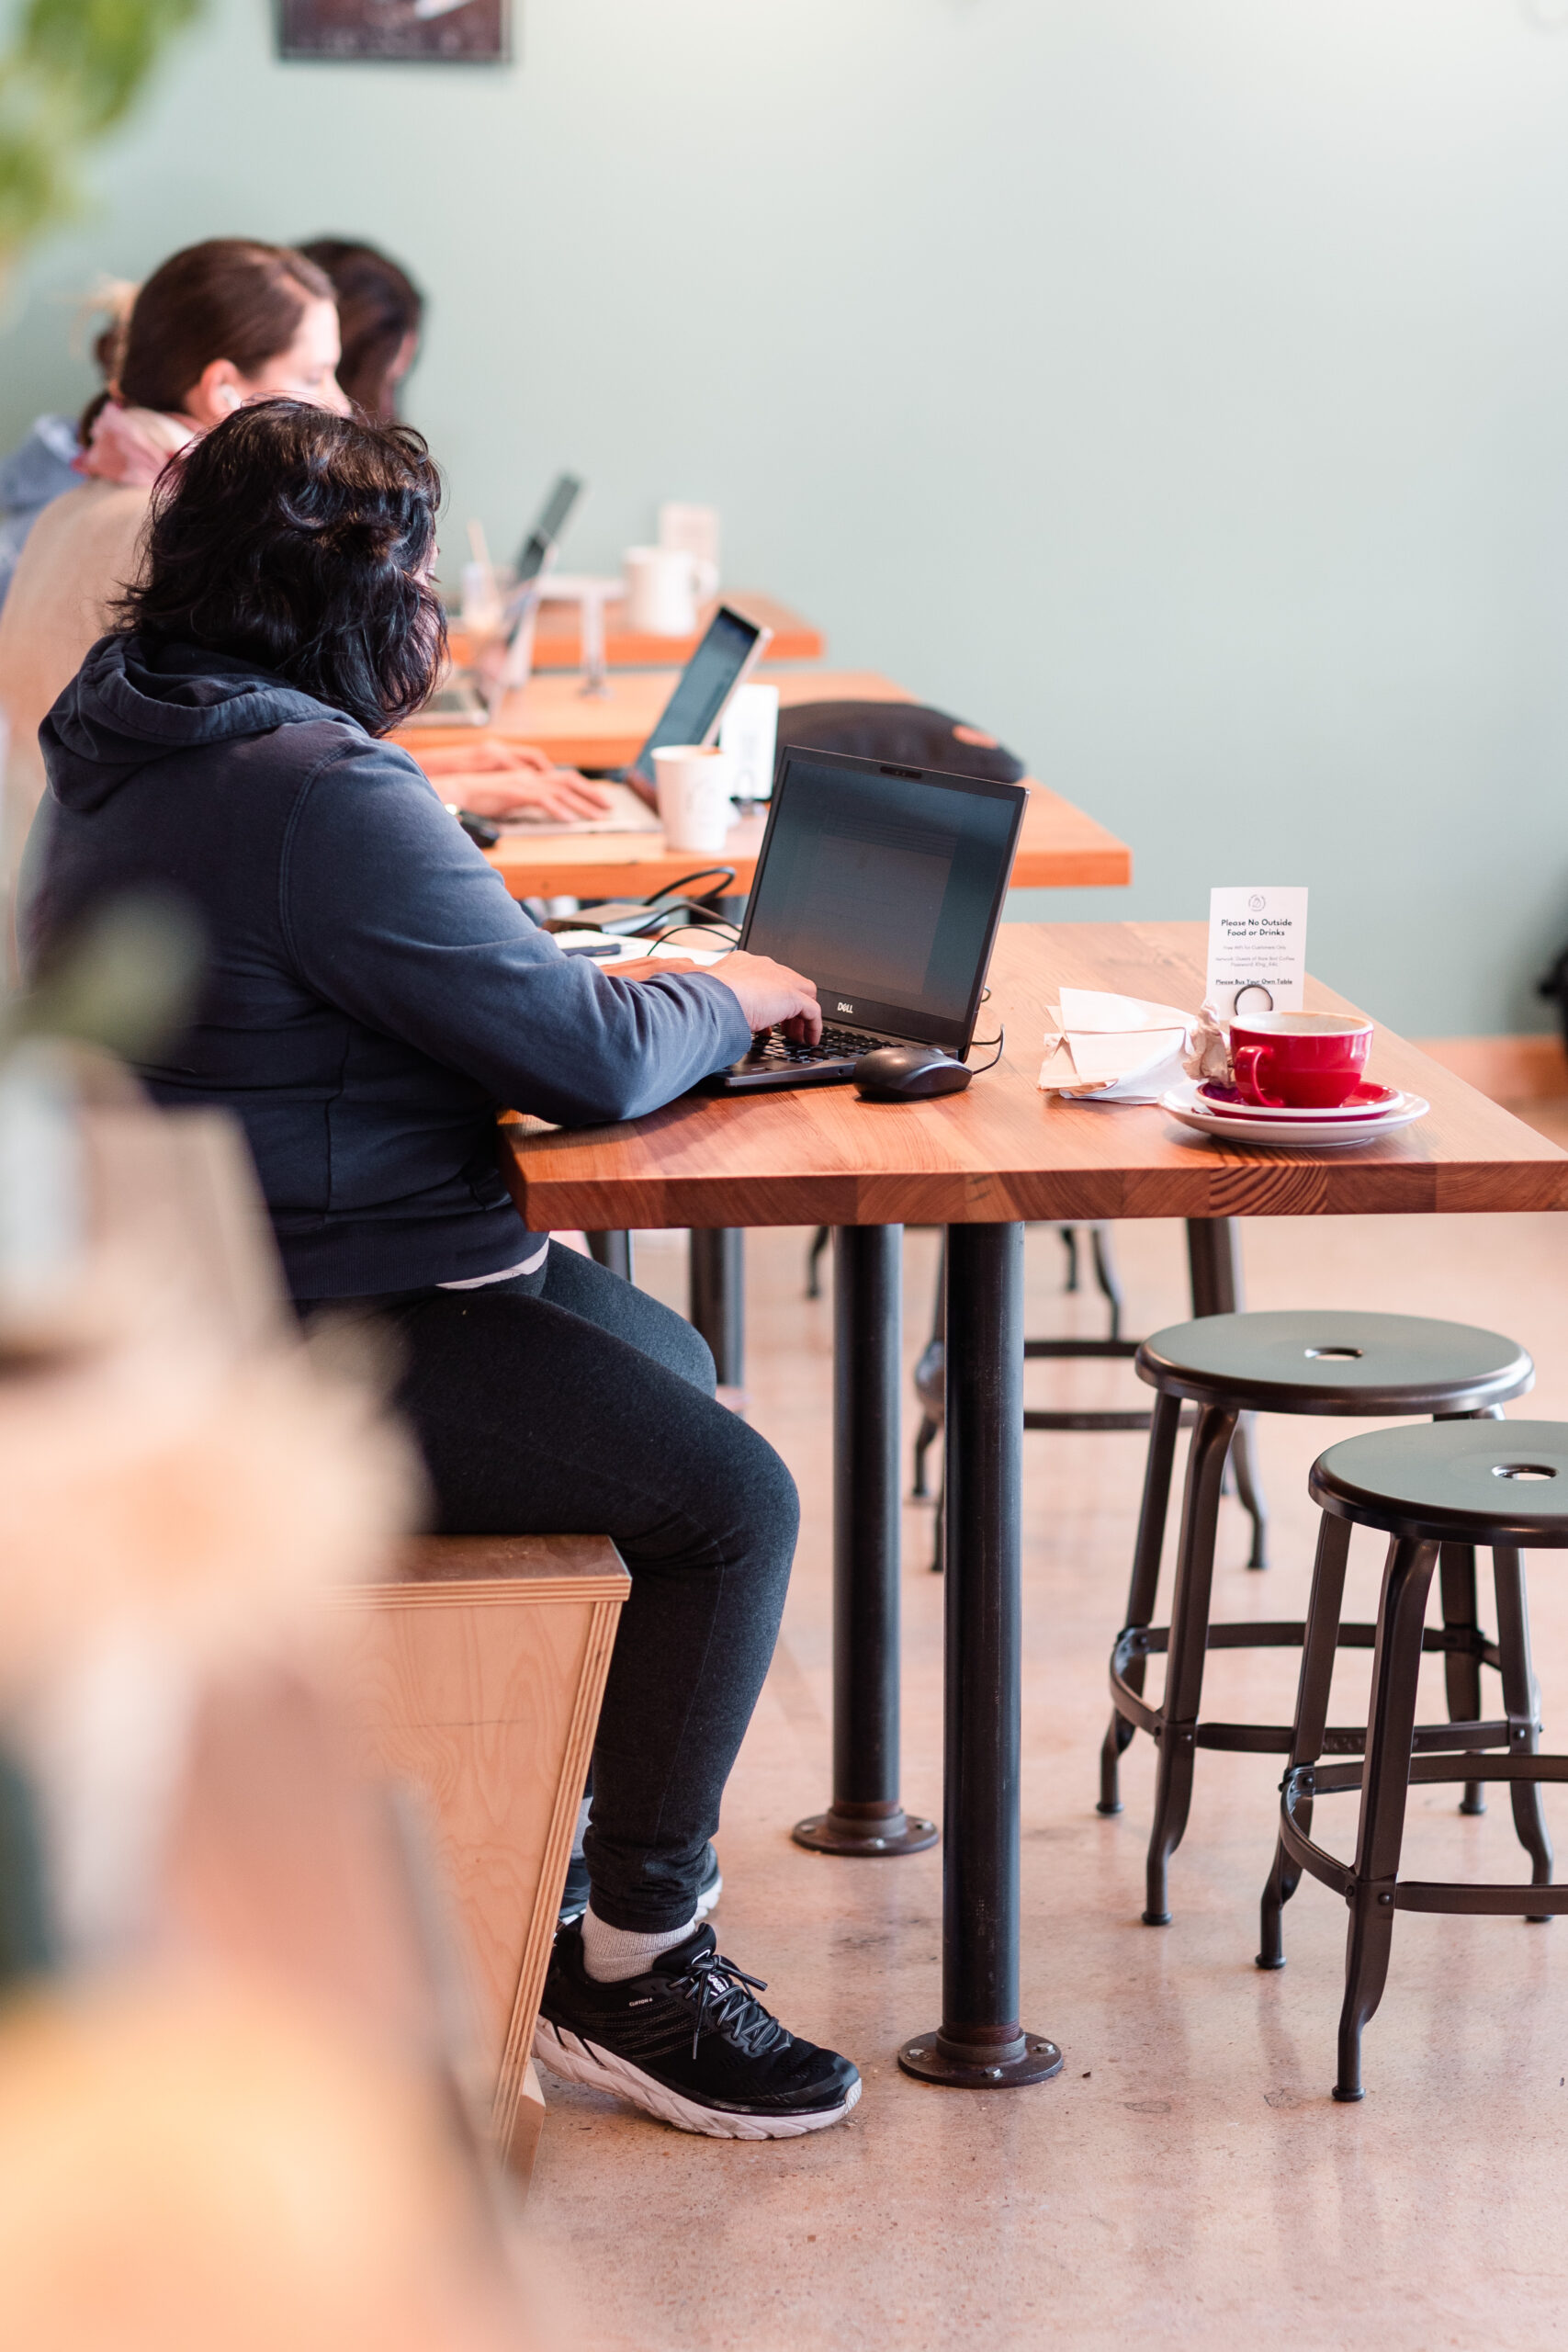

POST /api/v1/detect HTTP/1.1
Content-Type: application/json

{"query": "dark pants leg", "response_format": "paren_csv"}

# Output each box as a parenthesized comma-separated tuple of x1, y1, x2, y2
(343, 1248, 799, 1934)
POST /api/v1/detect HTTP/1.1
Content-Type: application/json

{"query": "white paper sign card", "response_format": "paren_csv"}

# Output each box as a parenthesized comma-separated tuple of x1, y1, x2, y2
(1206, 887, 1308, 1020)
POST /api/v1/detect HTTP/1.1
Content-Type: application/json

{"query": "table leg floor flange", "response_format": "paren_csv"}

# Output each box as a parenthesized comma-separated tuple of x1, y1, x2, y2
(897, 2030, 1065, 2087)
(791, 1808, 938, 1855)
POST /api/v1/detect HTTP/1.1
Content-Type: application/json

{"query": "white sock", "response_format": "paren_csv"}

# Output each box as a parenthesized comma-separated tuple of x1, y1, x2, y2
(581, 1902, 698, 1984)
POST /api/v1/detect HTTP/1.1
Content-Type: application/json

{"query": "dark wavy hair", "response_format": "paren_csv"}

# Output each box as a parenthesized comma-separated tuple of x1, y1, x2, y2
(118, 399, 446, 734)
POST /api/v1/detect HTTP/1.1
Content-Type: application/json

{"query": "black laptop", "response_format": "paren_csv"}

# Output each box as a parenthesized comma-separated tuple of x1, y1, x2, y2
(705, 746, 1028, 1092)
(616, 603, 771, 789)
(515, 470, 583, 584)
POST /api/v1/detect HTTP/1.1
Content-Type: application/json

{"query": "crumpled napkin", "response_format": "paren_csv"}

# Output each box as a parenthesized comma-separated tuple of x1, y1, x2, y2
(1039, 989, 1196, 1102)
(1182, 998, 1233, 1086)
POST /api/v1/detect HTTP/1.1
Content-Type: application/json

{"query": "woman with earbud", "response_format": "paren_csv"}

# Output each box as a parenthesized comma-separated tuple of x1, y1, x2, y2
(0, 238, 348, 831)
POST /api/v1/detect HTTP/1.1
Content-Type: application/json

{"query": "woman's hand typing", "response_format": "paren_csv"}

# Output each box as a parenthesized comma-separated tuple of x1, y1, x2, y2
(420, 741, 613, 821)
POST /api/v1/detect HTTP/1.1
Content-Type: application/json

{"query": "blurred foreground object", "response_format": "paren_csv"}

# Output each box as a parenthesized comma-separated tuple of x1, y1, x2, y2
(0, 1034, 556, 2336)
(0, 0, 204, 269)
(0, 1977, 528, 2352)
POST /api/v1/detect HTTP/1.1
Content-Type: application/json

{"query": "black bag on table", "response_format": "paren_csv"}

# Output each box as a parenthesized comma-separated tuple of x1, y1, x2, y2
(773, 700, 1026, 786)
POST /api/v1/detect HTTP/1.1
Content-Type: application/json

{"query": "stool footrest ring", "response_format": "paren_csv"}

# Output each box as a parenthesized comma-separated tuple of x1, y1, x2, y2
(1115, 1619, 1495, 1663)
(1280, 1753, 1568, 1916)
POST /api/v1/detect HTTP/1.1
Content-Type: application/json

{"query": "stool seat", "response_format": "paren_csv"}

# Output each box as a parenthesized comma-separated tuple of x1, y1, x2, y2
(1311, 1420, 1568, 1547)
(1136, 1311, 1532, 1418)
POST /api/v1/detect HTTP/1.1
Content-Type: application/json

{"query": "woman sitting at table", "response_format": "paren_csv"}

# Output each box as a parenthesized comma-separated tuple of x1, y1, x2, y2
(24, 398, 860, 2143)
(0, 235, 604, 834)
(0, 239, 348, 831)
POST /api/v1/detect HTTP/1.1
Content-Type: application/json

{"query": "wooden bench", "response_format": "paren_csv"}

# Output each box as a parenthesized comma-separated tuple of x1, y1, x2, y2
(341, 1533, 630, 2173)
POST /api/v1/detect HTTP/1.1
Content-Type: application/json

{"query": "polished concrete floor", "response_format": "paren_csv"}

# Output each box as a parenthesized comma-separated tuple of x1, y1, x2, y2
(526, 1159, 1568, 2349)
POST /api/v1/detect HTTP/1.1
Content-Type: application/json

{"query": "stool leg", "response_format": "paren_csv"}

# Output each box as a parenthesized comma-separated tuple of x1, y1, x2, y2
(1438, 1543, 1487, 1815)
(1335, 1535, 1438, 2102)
(1089, 1225, 1124, 1343)
(915, 1242, 947, 1564)
(806, 1226, 830, 1300)
(1058, 1226, 1080, 1293)
(1229, 1417, 1269, 1571)
(1258, 1510, 1353, 1969)
(1100, 1387, 1183, 1815)
(1491, 1543, 1554, 1907)
(1142, 1403, 1235, 1925)
(911, 1412, 940, 1501)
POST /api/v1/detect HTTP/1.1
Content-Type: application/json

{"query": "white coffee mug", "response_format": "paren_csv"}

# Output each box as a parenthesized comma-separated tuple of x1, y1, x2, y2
(623, 545, 719, 637)
(652, 745, 734, 854)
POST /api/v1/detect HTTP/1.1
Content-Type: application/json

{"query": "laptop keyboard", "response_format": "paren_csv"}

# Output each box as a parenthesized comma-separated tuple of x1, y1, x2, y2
(747, 1023, 897, 1066)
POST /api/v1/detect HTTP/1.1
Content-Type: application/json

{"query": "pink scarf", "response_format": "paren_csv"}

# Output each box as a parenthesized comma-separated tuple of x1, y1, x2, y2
(74, 403, 197, 488)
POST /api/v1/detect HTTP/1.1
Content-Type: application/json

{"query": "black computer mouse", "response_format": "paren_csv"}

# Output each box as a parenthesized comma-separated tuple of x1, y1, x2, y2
(854, 1045, 973, 1101)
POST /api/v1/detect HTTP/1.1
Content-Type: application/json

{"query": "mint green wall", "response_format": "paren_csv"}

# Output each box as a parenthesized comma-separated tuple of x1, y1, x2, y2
(6, 0, 1568, 1035)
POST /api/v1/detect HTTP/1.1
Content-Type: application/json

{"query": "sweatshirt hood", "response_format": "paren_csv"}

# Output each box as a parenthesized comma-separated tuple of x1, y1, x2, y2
(41, 633, 356, 813)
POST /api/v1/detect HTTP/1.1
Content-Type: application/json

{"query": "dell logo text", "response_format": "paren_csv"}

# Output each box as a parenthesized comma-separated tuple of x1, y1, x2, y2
(837, 1001, 854, 1014)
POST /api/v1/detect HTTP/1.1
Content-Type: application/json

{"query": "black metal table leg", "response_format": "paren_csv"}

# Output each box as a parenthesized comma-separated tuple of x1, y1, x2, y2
(899, 1222, 1063, 2087)
(690, 1227, 744, 1387)
(1186, 1216, 1269, 1569)
(1184, 1216, 1239, 1317)
(795, 1227, 937, 1858)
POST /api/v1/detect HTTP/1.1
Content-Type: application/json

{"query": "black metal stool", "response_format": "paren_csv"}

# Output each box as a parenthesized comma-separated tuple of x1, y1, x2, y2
(1262, 1419, 1567, 2100)
(1103, 1311, 1536, 1928)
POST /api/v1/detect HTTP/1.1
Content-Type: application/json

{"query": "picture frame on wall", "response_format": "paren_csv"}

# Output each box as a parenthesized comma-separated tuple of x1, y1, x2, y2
(276, 0, 509, 64)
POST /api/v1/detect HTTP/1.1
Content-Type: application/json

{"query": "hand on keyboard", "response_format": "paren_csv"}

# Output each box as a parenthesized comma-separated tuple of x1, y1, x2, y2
(709, 952, 822, 1045)
(748, 1023, 895, 1065)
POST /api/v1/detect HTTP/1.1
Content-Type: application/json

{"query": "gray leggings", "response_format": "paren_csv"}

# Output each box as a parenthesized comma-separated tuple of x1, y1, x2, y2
(307, 1247, 798, 1932)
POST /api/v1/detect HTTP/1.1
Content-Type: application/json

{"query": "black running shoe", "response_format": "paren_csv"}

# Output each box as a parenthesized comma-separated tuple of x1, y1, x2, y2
(535, 1920, 861, 2139)
(558, 1842, 722, 1929)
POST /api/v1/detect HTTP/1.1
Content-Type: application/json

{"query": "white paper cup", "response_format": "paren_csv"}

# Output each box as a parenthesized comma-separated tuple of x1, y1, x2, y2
(652, 745, 734, 854)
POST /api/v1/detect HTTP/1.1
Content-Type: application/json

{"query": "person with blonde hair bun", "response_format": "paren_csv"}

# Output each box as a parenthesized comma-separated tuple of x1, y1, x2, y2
(0, 281, 139, 617)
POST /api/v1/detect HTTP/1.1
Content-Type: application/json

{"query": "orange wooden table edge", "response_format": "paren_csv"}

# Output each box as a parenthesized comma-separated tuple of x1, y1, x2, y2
(479, 782, 1132, 902)
(527, 592, 824, 672)
(399, 668, 931, 769)
(495, 922, 1568, 1231)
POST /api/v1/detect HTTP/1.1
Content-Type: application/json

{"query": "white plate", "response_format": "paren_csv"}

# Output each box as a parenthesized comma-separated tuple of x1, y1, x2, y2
(1160, 1081, 1430, 1150)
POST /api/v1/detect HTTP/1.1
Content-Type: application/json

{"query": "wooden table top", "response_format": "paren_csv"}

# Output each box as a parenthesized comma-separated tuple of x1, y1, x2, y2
(398, 665, 913, 771)
(497, 922, 1568, 1232)
(400, 667, 1133, 899)
(481, 782, 1129, 901)
(530, 591, 823, 672)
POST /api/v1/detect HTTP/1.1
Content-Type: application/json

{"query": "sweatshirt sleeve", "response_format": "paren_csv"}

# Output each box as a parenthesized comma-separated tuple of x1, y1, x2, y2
(279, 739, 754, 1125)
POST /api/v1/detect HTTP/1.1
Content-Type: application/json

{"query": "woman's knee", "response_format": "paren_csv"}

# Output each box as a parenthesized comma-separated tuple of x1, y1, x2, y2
(728, 1418, 799, 1561)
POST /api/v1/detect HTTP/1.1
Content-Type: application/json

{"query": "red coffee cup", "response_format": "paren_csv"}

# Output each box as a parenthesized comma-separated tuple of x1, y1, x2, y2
(1230, 1012, 1372, 1110)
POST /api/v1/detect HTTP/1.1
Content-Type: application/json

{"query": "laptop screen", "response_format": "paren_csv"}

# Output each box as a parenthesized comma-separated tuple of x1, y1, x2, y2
(741, 751, 1027, 1050)
(516, 472, 583, 582)
(628, 606, 764, 784)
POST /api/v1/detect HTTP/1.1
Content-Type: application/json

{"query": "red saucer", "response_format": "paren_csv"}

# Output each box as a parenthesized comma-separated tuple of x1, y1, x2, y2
(1197, 1079, 1403, 1121)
